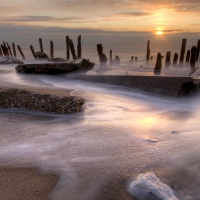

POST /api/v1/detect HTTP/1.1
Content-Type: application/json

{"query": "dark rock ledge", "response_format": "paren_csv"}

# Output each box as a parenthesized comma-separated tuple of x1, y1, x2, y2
(0, 88, 85, 114)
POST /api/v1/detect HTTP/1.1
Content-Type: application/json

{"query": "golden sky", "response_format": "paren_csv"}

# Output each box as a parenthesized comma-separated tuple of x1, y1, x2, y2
(0, 0, 199, 48)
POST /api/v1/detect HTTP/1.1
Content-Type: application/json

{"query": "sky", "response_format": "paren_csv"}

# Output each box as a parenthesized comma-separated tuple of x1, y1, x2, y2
(0, 0, 200, 49)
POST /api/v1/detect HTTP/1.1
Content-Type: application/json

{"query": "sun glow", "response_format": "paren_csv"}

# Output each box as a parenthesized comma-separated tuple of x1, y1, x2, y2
(156, 31, 163, 35)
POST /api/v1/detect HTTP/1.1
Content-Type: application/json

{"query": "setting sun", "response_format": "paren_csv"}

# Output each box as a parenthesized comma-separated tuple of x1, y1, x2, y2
(156, 31, 163, 35)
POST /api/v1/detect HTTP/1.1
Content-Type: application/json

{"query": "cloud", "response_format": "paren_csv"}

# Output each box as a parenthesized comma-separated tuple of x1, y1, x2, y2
(116, 12, 152, 17)
(0, 16, 84, 23)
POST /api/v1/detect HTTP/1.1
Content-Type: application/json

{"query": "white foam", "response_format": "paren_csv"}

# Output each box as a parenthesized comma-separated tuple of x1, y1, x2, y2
(129, 172, 178, 200)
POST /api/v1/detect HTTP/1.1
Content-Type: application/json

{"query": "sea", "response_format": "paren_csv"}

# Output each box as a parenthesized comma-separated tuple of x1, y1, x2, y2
(0, 46, 200, 200)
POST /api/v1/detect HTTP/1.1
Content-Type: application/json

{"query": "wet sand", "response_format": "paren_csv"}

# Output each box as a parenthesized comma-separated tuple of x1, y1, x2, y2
(0, 168, 58, 200)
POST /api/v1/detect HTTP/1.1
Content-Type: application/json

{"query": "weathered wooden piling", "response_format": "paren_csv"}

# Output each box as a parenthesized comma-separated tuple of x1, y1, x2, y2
(50, 40, 54, 59)
(154, 52, 162, 75)
(17, 45, 25, 60)
(146, 40, 150, 61)
(0, 47, 3, 57)
(110, 50, 112, 64)
(190, 46, 196, 71)
(1, 44, 8, 56)
(165, 51, 171, 65)
(69, 39, 77, 60)
(180, 38, 187, 63)
(66, 36, 70, 61)
(12, 43, 17, 58)
(30, 45, 37, 59)
(173, 53, 178, 64)
(186, 50, 190, 63)
(3, 41, 6, 48)
(129, 56, 134, 62)
(6, 42, 13, 57)
(151, 56, 153, 60)
(196, 39, 200, 61)
(97, 44, 107, 66)
(77, 35, 82, 59)
(39, 38, 43, 53)
(135, 57, 138, 61)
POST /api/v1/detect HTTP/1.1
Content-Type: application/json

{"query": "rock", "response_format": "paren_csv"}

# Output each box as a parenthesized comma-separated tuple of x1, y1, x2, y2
(177, 81, 200, 96)
(35, 51, 49, 60)
(48, 58, 66, 62)
(0, 56, 23, 64)
(0, 88, 85, 114)
(15, 59, 95, 74)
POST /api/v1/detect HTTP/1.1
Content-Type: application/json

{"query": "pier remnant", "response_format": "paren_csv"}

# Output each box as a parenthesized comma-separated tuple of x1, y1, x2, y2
(173, 53, 178, 64)
(146, 40, 150, 61)
(110, 50, 112, 64)
(196, 39, 200, 61)
(39, 38, 44, 53)
(66, 36, 70, 61)
(12, 43, 17, 58)
(97, 44, 107, 66)
(180, 38, 187, 63)
(17, 45, 25, 60)
(6, 42, 13, 57)
(77, 35, 82, 59)
(1, 45, 9, 56)
(0, 47, 3, 57)
(165, 51, 171, 65)
(154, 52, 162, 75)
(190, 46, 196, 71)
(50, 40, 54, 59)
(186, 50, 190, 63)
(129, 56, 134, 62)
(30, 45, 37, 59)
(69, 39, 77, 60)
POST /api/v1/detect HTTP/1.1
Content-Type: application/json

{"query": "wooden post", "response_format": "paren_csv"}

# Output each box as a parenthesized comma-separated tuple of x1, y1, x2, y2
(154, 52, 162, 75)
(6, 42, 13, 57)
(12, 43, 17, 58)
(180, 38, 187, 63)
(39, 38, 43, 53)
(50, 40, 54, 59)
(135, 57, 138, 61)
(77, 35, 82, 59)
(173, 53, 178, 64)
(146, 40, 150, 61)
(186, 50, 190, 63)
(3, 41, 6, 48)
(196, 39, 200, 61)
(165, 51, 171, 65)
(17, 45, 25, 60)
(66, 36, 70, 61)
(190, 46, 196, 71)
(0, 47, 3, 57)
(1, 44, 8, 56)
(97, 44, 107, 65)
(110, 50, 112, 64)
(69, 39, 77, 60)
(30, 45, 37, 59)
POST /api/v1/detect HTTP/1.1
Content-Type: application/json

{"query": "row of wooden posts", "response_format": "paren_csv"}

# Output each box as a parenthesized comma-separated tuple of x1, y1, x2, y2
(0, 35, 82, 61)
(154, 39, 200, 74)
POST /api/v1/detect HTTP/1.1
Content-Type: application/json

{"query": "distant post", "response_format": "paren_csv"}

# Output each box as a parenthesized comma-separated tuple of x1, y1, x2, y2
(17, 45, 25, 60)
(50, 40, 54, 59)
(196, 39, 200, 61)
(77, 35, 82, 59)
(190, 46, 196, 71)
(180, 38, 187, 63)
(186, 50, 190, 63)
(0, 47, 3, 57)
(154, 52, 162, 75)
(12, 43, 17, 58)
(146, 40, 150, 61)
(1, 44, 9, 56)
(66, 36, 70, 61)
(97, 44, 107, 66)
(110, 50, 112, 64)
(165, 51, 171, 65)
(173, 53, 178, 64)
(39, 38, 43, 53)
(6, 42, 13, 57)
(69, 39, 77, 60)
(30, 45, 37, 59)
